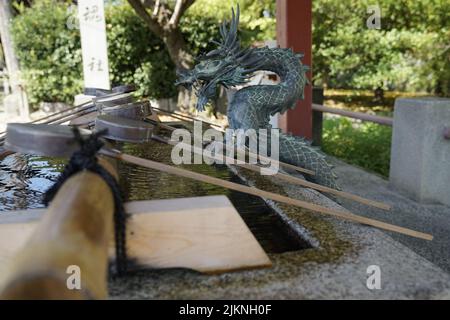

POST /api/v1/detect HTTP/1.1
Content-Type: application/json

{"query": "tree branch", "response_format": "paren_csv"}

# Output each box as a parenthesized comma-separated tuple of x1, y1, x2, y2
(152, 0, 160, 17)
(142, 0, 156, 8)
(169, 0, 195, 27)
(127, 0, 164, 36)
(127, 0, 194, 70)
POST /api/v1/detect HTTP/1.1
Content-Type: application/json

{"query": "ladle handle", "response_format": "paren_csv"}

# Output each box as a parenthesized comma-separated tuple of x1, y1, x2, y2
(104, 149, 432, 241)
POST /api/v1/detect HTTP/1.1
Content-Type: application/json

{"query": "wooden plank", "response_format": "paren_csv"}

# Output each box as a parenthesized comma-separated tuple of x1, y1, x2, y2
(0, 196, 272, 276)
(126, 196, 271, 273)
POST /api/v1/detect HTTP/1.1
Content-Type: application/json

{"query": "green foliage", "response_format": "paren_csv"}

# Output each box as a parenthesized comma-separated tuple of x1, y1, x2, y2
(322, 117, 392, 177)
(11, 0, 178, 105)
(10, 0, 275, 106)
(186, 0, 276, 47)
(9, 0, 450, 106)
(313, 0, 450, 96)
(105, 4, 177, 99)
(11, 0, 83, 105)
(180, 15, 221, 57)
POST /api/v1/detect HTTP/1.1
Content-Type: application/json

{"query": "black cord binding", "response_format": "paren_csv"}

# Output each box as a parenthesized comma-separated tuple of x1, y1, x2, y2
(43, 127, 128, 276)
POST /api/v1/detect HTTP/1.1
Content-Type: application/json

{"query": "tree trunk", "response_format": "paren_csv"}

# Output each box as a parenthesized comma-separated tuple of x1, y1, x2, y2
(163, 28, 194, 110)
(126, 0, 196, 111)
(0, 0, 29, 118)
(163, 28, 192, 70)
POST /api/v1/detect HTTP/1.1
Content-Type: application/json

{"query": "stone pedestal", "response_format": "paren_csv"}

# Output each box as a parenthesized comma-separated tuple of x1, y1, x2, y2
(3, 92, 28, 119)
(150, 98, 178, 112)
(389, 97, 450, 206)
(39, 101, 71, 113)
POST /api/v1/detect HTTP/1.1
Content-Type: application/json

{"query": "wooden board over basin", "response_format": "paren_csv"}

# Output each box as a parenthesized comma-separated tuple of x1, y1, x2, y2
(0, 195, 272, 277)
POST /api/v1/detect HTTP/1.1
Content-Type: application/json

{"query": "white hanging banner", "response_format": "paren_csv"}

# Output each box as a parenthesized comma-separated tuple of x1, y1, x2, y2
(78, 0, 110, 90)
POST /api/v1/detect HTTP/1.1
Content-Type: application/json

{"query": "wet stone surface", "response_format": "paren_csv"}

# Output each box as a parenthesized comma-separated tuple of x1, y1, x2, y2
(1, 130, 450, 299)
(110, 141, 450, 299)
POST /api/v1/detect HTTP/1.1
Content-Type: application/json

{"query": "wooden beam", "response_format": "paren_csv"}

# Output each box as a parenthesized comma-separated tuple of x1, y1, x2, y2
(276, 0, 313, 139)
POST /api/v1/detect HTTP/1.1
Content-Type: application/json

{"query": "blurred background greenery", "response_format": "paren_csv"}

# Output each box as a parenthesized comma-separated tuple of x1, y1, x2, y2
(2, 0, 449, 176)
(9, 0, 276, 105)
(8, 0, 449, 106)
(313, 0, 450, 96)
(322, 116, 392, 177)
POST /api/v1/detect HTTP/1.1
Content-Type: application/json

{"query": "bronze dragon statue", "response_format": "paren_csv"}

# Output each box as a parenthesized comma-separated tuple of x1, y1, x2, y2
(176, 6, 339, 189)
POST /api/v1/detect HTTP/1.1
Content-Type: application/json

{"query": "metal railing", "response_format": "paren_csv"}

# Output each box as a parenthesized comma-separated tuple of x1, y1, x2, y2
(312, 104, 393, 126)
(311, 87, 393, 146)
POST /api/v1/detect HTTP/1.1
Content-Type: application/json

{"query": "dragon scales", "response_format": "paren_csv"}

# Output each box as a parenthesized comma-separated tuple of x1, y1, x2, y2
(176, 6, 339, 189)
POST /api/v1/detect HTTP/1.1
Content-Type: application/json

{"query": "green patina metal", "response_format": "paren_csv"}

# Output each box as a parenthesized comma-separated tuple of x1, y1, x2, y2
(176, 6, 339, 190)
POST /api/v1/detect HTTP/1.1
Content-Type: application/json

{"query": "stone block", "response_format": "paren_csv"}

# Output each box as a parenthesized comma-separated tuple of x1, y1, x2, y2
(389, 97, 450, 206)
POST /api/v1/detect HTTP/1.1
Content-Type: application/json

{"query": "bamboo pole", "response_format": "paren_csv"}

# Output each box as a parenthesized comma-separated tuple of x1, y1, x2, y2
(33, 104, 95, 125)
(239, 164, 391, 211)
(0, 102, 94, 137)
(0, 105, 96, 142)
(153, 121, 390, 211)
(48, 107, 96, 125)
(0, 157, 116, 299)
(152, 115, 316, 176)
(30, 102, 92, 124)
(101, 149, 432, 241)
(152, 106, 224, 129)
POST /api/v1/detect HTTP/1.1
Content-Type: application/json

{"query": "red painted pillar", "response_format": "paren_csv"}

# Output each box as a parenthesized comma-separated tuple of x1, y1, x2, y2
(276, 0, 312, 139)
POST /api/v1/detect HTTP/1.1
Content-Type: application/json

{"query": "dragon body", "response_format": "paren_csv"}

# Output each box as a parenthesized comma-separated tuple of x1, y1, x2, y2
(176, 6, 338, 189)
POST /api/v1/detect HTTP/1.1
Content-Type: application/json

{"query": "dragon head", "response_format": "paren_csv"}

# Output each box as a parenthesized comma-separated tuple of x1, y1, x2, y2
(175, 5, 264, 111)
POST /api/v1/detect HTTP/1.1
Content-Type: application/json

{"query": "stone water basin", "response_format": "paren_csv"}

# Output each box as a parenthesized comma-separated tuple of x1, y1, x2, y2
(1, 136, 450, 299)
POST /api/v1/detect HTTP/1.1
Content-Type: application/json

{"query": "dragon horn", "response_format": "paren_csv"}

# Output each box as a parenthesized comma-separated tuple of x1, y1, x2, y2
(223, 7, 235, 47)
(220, 21, 228, 43)
(225, 5, 240, 49)
(205, 49, 222, 57)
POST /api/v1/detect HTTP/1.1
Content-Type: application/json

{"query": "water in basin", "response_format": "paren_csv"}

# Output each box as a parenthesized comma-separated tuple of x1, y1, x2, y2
(0, 139, 309, 253)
